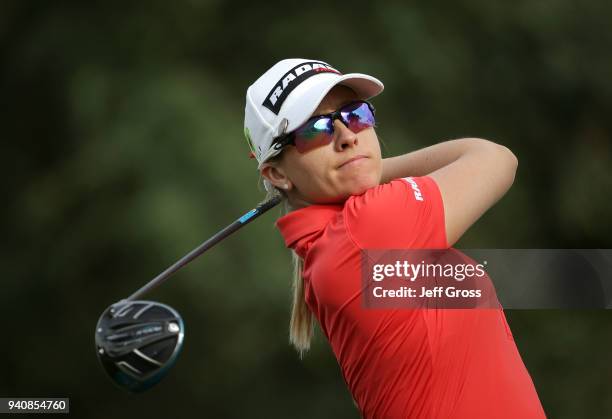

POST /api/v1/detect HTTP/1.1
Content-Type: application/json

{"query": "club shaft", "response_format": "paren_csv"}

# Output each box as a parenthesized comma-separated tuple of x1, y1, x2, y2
(125, 195, 283, 301)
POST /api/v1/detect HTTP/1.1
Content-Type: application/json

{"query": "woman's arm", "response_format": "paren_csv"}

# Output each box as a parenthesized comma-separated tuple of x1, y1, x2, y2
(381, 138, 518, 246)
(381, 138, 497, 182)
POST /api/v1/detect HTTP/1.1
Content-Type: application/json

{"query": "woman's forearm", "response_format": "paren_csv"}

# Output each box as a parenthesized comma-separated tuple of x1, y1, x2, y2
(380, 138, 503, 183)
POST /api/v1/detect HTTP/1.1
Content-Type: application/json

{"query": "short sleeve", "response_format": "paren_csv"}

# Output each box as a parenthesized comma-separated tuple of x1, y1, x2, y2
(344, 176, 448, 249)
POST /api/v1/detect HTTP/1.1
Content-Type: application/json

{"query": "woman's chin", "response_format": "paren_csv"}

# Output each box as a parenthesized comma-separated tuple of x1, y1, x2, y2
(336, 165, 381, 193)
(306, 172, 381, 203)
(351, 173, 381, 193)
(344, 179, 379, 197)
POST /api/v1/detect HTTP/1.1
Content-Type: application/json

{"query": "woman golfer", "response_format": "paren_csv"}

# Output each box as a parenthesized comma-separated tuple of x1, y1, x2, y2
(244, 59, 546, 418)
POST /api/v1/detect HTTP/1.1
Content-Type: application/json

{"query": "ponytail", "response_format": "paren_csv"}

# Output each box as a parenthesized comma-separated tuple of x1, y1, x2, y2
(261, 177, 314, 357)
(289, 249, 313, 357)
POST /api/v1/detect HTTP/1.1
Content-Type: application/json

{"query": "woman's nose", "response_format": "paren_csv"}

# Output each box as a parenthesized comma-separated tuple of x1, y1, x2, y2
(333, 119, 358, 151)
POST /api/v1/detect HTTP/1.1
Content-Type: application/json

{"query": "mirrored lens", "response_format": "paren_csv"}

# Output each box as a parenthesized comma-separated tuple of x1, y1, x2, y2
(294, 117, 333, 152)
(290, 101, 375, 153)
(341, 102, 375, 133)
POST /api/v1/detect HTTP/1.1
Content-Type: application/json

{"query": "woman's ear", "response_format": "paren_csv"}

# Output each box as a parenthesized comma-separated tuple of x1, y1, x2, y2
(261, 163, 291, 190)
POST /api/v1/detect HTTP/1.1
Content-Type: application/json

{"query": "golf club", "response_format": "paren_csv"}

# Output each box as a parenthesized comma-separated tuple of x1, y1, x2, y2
(95, 195, 283, 392)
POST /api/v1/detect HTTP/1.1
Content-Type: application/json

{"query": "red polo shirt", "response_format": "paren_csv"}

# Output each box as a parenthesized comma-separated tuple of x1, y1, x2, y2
(276, 176, 546, 419)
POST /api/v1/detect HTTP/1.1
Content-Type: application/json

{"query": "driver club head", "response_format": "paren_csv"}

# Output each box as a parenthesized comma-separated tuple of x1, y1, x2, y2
(95, 300, 185, 393)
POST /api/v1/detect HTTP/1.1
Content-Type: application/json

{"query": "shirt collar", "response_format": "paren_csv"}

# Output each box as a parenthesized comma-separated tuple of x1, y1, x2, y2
(275, 204, 343, 257)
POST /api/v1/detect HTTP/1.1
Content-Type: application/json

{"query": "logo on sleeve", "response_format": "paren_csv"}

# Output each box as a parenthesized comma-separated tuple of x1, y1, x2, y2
(403, 177, 424, 201)
(262, 61, 341, 115)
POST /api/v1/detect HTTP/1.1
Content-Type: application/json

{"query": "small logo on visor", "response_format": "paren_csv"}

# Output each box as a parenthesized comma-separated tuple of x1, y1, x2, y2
(262, 61, 341, 115)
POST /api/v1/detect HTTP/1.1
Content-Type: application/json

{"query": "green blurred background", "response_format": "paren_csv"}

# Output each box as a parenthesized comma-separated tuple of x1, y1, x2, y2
(2, 1, 611, 417)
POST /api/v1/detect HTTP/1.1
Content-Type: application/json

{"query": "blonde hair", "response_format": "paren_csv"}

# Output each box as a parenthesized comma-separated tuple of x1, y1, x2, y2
(259, 159, 314, 357)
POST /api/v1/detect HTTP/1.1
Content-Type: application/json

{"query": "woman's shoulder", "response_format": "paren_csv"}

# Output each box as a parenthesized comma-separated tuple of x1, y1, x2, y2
(346, 176, 439, 211)
(344, 176, 447, 248)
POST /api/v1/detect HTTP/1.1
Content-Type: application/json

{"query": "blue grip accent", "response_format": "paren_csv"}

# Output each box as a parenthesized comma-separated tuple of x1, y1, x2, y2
(238, 209, 258, 224)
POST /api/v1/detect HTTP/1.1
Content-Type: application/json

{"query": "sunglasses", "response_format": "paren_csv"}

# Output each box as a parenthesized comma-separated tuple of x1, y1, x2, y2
(271, 100, 376, 153)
